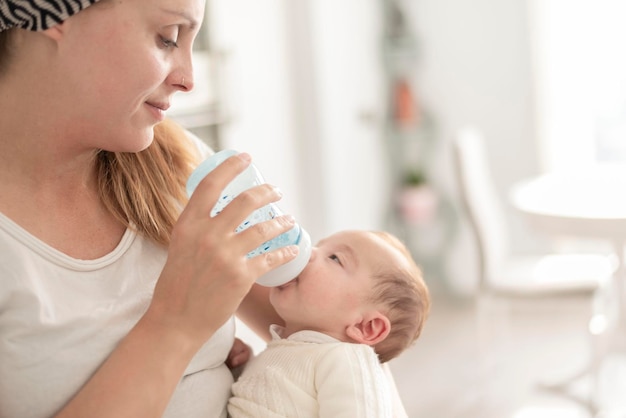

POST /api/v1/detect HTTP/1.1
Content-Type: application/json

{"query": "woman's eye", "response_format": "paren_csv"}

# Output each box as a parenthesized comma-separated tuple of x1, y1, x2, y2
(159, 35, 179, 49)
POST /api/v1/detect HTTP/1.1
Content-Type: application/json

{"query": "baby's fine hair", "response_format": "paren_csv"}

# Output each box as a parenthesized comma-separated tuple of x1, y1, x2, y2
(368, 231, 430, 363)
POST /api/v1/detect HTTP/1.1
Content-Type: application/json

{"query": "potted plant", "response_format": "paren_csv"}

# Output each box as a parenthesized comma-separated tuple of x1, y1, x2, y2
(396, 168, 438, 226)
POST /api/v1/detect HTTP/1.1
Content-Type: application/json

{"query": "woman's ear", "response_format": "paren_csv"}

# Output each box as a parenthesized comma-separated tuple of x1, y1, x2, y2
(41, 22, 68, 42)
(346, 311, 391, 346)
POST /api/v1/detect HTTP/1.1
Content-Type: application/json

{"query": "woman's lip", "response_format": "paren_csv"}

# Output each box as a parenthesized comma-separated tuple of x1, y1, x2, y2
(145, 102, 168, 121)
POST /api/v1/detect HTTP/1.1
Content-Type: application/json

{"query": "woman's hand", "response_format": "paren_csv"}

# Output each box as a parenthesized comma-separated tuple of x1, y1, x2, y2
(147, 152, 299, 350)
(55, 154, 293, 418)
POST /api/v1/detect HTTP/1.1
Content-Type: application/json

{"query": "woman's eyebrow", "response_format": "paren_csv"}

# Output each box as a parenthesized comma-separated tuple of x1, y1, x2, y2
(160, 8, 199, 30)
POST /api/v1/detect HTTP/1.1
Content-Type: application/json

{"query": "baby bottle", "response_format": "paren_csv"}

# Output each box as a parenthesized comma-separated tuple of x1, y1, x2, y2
(186, 149, 312, 287)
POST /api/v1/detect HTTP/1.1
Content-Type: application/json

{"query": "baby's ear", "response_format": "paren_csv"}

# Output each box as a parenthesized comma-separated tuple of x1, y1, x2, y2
(346, 311, 391, 346)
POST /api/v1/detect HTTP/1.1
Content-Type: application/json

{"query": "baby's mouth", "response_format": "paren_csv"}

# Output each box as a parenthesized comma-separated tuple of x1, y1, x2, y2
(277, 277, 299, 290)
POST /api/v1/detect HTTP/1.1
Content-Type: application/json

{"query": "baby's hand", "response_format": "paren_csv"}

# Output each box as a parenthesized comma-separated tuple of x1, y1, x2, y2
(227, 337, 252, 370)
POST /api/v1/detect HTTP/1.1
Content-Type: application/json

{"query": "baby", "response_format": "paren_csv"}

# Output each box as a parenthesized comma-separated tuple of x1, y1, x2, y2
(228, 229, 430, 417)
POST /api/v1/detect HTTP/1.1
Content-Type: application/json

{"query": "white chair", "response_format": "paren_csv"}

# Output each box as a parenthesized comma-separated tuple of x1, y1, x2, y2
(451, 127, 614, 399)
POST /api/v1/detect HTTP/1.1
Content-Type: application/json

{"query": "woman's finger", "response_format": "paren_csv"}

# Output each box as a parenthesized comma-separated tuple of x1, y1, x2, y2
(245, 244, 300, 280)
(214, 182, 283, 234)
(185, 152, 252, 218)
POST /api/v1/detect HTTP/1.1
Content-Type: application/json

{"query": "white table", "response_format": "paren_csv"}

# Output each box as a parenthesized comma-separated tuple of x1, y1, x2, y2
(509, 165, 626, 411)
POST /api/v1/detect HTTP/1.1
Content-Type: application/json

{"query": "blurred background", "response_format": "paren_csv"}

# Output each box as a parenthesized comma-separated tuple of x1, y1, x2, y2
(170, 0, 626, 416)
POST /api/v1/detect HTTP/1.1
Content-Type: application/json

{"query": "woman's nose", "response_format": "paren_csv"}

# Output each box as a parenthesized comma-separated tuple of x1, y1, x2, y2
(175, 75, 193, 92)
(172, 50, 195, 92)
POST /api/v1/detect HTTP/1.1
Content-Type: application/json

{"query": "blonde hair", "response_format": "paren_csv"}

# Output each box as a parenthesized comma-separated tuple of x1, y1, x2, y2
(369, 231, 430, 363)
(96, 119, 199, 246)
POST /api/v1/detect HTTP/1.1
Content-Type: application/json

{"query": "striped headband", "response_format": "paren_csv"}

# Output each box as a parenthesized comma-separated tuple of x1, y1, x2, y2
(0, 0, 101, 32)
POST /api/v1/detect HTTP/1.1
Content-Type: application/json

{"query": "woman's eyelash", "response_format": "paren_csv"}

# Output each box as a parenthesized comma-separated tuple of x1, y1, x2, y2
(160, 36, 179, 48)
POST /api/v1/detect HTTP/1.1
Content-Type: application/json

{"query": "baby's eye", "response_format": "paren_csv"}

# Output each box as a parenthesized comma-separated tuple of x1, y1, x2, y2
(329, 254, 342, 266)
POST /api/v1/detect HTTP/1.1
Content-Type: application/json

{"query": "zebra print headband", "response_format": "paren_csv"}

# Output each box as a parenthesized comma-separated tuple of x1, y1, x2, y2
(0, 0, 101, 32)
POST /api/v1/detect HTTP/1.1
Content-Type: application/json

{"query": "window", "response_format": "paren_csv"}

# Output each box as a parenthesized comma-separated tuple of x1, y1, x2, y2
(530, 0, 626, 171)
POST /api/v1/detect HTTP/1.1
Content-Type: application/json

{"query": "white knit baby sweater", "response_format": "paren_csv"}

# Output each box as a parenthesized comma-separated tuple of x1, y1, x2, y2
(227, 325, 392, 418)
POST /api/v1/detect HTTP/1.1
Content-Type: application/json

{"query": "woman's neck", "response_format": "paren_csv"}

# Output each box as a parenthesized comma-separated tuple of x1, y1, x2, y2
(0, 103, 125, 259)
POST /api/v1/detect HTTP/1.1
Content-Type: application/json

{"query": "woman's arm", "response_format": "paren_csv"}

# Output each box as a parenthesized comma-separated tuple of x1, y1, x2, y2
(237, 284, 284, 342)
(55, 153, 298, 418)
(55, 315, 201, 418)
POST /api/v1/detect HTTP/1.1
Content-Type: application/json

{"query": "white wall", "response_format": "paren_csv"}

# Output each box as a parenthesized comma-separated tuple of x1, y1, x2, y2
(304, 0, 388, 238)
(402, 0, 541, 293)
(210, 0, 543, 295)
(209, 0, 303, 222)
(211, 0, 388, 243)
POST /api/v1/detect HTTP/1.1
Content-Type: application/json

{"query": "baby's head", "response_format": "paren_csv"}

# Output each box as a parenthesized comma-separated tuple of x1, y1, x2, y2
(366, 231, 430, 363)
(269, 229, 430, 363)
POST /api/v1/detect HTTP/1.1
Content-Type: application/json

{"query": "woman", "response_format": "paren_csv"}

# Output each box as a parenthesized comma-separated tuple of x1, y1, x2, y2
(0, 0, 295, 417)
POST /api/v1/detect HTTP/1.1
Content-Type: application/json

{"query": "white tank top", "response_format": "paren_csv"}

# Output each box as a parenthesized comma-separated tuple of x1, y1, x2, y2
(0, 210, 234, 418)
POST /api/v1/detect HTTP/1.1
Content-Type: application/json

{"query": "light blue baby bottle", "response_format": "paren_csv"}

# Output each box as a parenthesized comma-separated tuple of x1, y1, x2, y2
(186, 149, 312, 287)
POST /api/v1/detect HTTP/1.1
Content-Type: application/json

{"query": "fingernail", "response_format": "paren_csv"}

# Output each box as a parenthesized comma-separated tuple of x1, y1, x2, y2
(237, 152, 251, 162)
